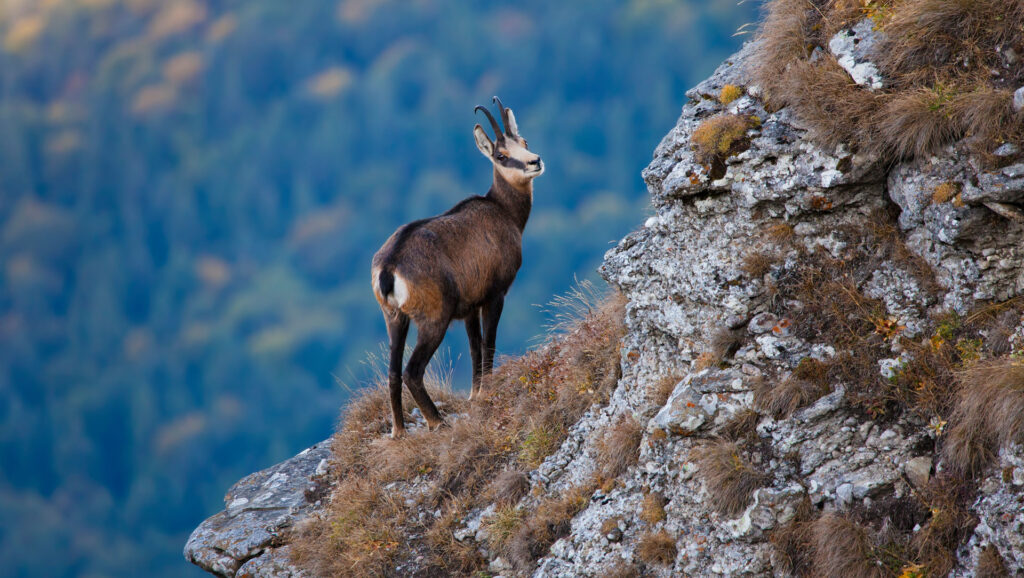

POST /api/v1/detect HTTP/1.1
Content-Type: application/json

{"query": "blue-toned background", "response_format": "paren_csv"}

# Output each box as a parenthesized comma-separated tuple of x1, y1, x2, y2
(0, 0, 756, 575)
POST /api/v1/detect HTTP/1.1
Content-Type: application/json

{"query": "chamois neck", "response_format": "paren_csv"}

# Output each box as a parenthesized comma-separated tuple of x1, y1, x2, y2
(487, 170, 533, 232)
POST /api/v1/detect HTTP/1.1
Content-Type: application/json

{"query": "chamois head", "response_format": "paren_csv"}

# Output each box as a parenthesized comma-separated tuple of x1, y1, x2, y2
(473, 97, 543, 188)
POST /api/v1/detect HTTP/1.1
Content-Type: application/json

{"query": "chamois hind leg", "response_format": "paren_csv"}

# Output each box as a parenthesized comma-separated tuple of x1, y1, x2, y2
(382, 311, 409, 438)
(403, 320, 447, 430)
(386, 311, 410, 439)
(482, 294, 505, 375)
(465, 308, 483, 400)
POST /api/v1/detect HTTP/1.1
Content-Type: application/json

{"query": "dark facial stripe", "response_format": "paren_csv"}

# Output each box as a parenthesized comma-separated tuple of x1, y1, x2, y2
(501, 157, 527, 170)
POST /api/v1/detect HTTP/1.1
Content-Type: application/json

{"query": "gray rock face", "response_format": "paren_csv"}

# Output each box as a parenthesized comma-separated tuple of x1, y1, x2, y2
(828, 19, 885, 90)
(888, 152, 1024, 312)
(531, 40, 1024, 577)
(184, 441, 329, 577)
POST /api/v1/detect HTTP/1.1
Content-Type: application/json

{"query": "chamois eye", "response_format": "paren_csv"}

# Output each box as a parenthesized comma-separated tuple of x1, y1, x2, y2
(495, 152, 508, 161)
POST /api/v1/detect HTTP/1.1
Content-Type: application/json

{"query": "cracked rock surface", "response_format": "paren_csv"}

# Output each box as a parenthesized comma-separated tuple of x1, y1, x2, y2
(184, 441, 329, 577)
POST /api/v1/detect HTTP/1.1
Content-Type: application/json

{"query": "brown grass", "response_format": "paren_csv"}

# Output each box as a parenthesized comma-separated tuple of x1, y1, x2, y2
(650, 374, 681, 407)
(756, 358, 830, 418)
(772, 466, 981, 576)
(600, 516, 622, 535)
(911, 474, 979, 575)
(943, 357, 1024, 477)
(719, 84, 744, 104)
(710, 326, 744, 362)
(691, 114, 759, 165)
(931, 182, 961, 205)
(720, 408, 761, 443)
(767, 213, 968, 420)
(605, 560, 641, 578)
(694, 439, 768, 517)
(811, 514, 885, 578)
(488, 469, 530, 507)
(594, 415, 643, 481)
(755, 371, 828, 418)
(641, 492, 667, 525)
(765, 221, 795, 242)
(769, 498, 816, 576)
(741, 249, 778, 278)
(293, 285, 627, 576)
(501, 482, 595, 573)
(753, 0, 1024, 159)
(635, 530, 677, 566)
(976, 545, 1009, 578)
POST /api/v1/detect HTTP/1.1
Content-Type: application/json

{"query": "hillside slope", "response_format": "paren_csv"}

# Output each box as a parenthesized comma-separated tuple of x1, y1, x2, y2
(188, 15, 1024, 578)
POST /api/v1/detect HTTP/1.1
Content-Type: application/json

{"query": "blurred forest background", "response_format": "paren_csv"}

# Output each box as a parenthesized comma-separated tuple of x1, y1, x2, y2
(0, 0, 756, 575)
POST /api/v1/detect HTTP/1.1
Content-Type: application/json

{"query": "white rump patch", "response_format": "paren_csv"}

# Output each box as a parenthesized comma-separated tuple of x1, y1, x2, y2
(389, 273, 410, 308)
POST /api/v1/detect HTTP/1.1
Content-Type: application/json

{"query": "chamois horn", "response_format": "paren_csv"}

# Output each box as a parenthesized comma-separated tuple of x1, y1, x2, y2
(492, 95, 516, 137)
(474, 105, 503, 141)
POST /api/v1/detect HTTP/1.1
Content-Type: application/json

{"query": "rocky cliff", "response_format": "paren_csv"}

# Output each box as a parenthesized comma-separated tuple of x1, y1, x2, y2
(187, 26, 1024, 578)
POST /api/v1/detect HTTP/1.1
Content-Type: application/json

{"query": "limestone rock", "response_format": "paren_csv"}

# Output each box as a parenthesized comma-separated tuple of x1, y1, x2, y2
(828, 20, 885, 90)
(184, 440, 331, 577)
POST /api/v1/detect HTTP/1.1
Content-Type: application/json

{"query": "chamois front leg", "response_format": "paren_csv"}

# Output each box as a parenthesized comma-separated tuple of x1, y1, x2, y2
(386, 312, 410, 439)
(403, 320, 447, 430)
(465, 308, 483, 400)
(482, 294, 504, 375)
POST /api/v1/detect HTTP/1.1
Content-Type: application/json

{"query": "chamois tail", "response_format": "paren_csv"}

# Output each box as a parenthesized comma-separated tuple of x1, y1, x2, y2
(378, 268, 396, 301)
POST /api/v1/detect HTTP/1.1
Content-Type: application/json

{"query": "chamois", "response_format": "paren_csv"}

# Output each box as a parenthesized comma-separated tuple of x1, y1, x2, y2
(371, 97, 544, 438)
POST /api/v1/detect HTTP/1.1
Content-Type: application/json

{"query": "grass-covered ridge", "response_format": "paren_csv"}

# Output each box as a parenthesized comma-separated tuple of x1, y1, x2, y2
(293, 284, 627, 576)
(754, 0, 1024, 160)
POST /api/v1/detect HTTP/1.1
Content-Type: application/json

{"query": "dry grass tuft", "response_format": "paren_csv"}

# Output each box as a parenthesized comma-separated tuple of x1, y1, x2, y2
(641, 491, 667, 525)
(595, 415, 644, 480)
(600, 516, 622, 535)
(753, 0, 1024, 159)
(763, 213, 1001, 420)
(501, 483, 595, 573)
(755, 374, 828, 418)
(694, 439, 768, 517)
(605, 560, 641, 578)
(691, 114, 759, 165)
(877, 86, 959, 160)
(293, 284, 627, 576)
(741, 249, 778, 278)
(912, 474, 979, 575)
(710, 327, 744, 362)
(720, 408, 761, 443)
(636, 530, 678, 566)
(488, 469, 531, 507)
(650, 374, 681, 407)
(719, 84, 744, 104)
(943, 357, 1024, 477)
(765, 221, 795, 242)
(976, 545, 1009, 578)
(769, 498, 816, 576)
(518, 420, 564, 468)
(771, 481, 979, 577)
(485, 504, 525, 553)
(931, 181, 961, 205)
(811, 514, 885, 578)
(756, 357, 830, 418)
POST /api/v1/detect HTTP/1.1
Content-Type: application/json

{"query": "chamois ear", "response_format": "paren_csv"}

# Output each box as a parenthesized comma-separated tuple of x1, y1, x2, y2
(473, 124, 494, 157)
(505, 108, 519, 138)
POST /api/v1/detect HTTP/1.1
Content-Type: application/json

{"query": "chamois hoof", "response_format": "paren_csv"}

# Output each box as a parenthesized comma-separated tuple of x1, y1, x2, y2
(390, 426, 406, 440)
(427, 419, 448, 432)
